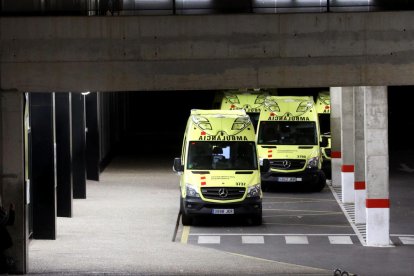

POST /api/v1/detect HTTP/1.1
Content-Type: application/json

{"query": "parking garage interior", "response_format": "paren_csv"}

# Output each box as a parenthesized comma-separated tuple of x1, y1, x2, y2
(1, 3, 414, 275)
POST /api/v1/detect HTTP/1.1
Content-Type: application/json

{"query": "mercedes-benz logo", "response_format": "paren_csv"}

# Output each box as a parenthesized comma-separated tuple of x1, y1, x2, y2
(282, 160, 291, 169)
(218, 188, 228, 198)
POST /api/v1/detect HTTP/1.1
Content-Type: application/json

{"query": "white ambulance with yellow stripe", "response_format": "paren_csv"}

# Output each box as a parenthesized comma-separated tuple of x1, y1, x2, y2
(173, 109, 269, 226)
(256, 96, 326, 191)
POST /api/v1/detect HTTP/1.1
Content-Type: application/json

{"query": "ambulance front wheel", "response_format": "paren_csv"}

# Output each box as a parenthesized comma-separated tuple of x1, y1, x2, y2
(314, 171, 327, 192)
(180, 198, 193, 226)
(250, 210, 262, 226)
(181, 213, 193, 226)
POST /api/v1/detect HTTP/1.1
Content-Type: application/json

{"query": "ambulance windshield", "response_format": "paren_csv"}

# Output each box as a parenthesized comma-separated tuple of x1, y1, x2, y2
(187, 141, 257, 170)
(257, 121, 317, 145)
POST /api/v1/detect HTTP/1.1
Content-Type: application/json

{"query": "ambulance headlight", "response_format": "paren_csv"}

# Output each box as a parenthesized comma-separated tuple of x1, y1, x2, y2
(307, 157, 319, 168)
(186, 183, 200, 198)
(247, 184, 261, 198)
(297, 101, 313, 112)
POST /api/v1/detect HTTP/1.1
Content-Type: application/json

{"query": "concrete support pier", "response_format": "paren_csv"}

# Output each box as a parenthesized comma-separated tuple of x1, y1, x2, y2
(341, 87, 355, 203)
(330, 87, 342, 188)
(354, 87, 366, 224)
(0, 92, 27, 273)
(364, 86, 390, 247)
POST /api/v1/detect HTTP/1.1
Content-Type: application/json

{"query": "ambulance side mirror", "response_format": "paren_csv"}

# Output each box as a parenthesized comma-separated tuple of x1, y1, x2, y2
(260, 159, 270, 173)
(173, 157, 184, 173)
(320, 136, 328, 148)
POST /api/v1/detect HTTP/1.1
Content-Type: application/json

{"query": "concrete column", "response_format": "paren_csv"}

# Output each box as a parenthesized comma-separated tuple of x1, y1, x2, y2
(354, 87, 366, 224)
(341, 87, 355, 203)
(0, 92, 27, 273)
(364, 86, 390, 247)
(330, 87, 342, 188)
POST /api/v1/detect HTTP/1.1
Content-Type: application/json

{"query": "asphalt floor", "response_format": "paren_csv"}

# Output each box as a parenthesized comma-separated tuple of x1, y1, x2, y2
(28, 155, 331, 275)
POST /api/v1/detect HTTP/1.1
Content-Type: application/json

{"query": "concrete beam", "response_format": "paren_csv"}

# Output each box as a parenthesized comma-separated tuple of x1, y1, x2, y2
(1, 12, 414, 91)
(0, 92, 27, 274)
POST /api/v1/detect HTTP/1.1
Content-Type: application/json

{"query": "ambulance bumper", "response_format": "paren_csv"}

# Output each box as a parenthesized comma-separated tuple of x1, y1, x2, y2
(182, 197, 262, 216)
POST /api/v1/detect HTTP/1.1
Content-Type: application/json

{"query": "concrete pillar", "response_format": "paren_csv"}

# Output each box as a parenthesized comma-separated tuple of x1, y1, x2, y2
(354, 87, 366, 224)
(0, 92, 27, 273)
(330, 87, 342, 188)
(341, 87, 355, 203)
(30, 93, 57, 239)
(55, 93, 73, 217)
(364, 86, 390, 247)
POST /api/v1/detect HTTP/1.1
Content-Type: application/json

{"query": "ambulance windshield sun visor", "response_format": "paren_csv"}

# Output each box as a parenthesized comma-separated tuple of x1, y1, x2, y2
(187, 141, 258, 170)
(257, 121, 318, 145)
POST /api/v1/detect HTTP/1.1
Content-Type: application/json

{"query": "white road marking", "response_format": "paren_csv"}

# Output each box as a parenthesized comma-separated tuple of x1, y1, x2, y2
(285, 236, 309, 244)
(399, 237, 414, 245)
(198, 235, 220, 244)
(242, 236, 265, 244)
(328, 236, 353, 244)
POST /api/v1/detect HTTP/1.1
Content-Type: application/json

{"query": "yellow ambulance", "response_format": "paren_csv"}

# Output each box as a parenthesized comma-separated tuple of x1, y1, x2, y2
(315, 91, 331, 178)
(173, 109, 269, 226)
(219, 90, 269, 132)
(256, 96, 326, 191)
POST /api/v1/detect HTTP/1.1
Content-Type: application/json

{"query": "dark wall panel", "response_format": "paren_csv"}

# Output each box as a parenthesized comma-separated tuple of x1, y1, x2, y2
(30, 93, 56, 239)
(86, 92, 100, 181)
(55, 93, 73, 217)
(71, 93, 87, 199)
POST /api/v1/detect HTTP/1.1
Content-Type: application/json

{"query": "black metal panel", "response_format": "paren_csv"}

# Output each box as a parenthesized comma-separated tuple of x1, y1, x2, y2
(71, 93, 87, 199)
(55, 93, 73, 217)
(86, 92, 100, 181)
(30, 93, 56, 240)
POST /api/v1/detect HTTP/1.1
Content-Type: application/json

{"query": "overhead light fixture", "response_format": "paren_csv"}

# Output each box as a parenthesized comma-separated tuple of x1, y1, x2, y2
(81, 91, 90, 95)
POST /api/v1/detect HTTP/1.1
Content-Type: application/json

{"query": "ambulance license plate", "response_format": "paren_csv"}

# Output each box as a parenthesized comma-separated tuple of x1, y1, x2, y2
(278, 177, 299, 182)
(212, 209, 234, 215)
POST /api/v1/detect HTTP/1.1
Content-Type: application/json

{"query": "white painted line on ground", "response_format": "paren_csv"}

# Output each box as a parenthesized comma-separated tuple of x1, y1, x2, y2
(242, 236, 265, 244)
(189, 233, 356, 236)
(328, 236, 353, 245)
(198, 236, 220, 244)
(264, 196, 335, 202)
(399, 237, 414, 245)
(328, 185, 366, 246)
(263, 208, 340, 213)
(263, 212, 342, 218)
(390, 234, 414, 237)
(285, 236, 309, 244)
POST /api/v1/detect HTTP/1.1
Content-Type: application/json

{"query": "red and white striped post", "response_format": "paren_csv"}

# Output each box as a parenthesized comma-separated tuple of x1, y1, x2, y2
(340, 87, 355, 203)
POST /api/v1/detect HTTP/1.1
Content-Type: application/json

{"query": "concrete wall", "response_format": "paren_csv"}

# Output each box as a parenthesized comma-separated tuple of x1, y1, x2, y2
(1, 12, 414, 92)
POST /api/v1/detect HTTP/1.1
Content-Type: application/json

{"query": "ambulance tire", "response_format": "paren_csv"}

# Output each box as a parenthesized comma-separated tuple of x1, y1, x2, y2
(251, 212, 262, 226)
(314, 171, 327, 192)
(180, 198, 193, 226)
(181, 213, 193, 226)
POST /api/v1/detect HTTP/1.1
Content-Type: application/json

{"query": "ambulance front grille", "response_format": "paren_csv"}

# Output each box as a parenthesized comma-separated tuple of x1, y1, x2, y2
(269, 159, 306, 170)
(201, 187, 246, 200)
